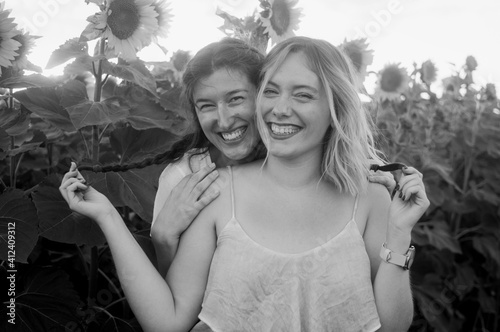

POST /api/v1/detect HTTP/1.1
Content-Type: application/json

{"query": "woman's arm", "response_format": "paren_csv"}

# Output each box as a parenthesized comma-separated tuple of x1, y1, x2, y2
(364, 167, 430, 331)
(60, 163, 218, 332)
(152, 163, 220, 277)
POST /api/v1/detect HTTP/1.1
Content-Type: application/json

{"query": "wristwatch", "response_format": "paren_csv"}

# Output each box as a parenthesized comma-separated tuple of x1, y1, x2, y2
(379, 242, 415, 270)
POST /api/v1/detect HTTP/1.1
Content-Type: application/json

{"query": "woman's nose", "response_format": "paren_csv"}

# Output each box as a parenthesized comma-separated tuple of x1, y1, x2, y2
(272, 97, 291, 118)
(216, 102, 235, 129)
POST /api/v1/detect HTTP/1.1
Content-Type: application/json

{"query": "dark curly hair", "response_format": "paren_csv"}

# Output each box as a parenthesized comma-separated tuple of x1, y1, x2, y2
(79, 38, 265, 173)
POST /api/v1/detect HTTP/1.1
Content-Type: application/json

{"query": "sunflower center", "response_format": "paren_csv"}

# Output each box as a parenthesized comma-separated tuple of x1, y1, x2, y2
(270, 0, 291, 36)
(107, 0, 140, 40)
(380, 67, 403, 92)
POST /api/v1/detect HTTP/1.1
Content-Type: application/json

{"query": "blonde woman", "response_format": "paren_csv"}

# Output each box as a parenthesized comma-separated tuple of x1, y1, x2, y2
(60, 36, 427, 331)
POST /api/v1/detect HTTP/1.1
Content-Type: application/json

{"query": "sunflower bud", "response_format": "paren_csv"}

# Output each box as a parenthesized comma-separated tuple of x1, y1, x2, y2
(465, 55, 478, 71)
(420, 60, 437, 85)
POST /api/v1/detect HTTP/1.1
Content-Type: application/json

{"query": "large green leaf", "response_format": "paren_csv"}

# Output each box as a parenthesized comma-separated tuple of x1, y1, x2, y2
(99, 316, 140, 332)
(0, 128, 10, 152)
(0, 267, 82, 332)
(13, 88, 76, 132)
(59, 79, 89, 107)
(472, 235, 500, 276)
(102, 59, 158, 97)
(63, 54, 94, 76)
(127, 102, 188, 133)
(67, 97, 131, 129)
(85, 165, 164, 223)
(0, 107, 30, 136)
(33, 175, 106, 246)
(110, 126, 179, 163)
(0, 74, 57, 89)
(46, 38, 89, 69)
(0, 189, 39, 263)
(413, 220, 462, 254)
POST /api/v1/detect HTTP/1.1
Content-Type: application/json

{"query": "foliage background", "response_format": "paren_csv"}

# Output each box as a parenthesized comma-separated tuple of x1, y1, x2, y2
(0, 0, 499, 331)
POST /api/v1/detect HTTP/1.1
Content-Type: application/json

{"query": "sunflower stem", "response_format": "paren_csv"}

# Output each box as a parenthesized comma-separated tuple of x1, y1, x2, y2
(8, 89, 16, 188)
(88, 38, 107, 307)
(9, 137, 15, 189)
(91, 39, 106, 162)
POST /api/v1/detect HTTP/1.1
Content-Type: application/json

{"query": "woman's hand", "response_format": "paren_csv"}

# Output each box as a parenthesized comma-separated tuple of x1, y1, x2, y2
(368, 169, 397, 195)
(59, 162, 116, 223)
(388, 166, 430, 233)
(151, 163, 220, 243)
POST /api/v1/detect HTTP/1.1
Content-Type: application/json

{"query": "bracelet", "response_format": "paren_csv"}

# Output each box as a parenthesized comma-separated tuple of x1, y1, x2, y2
(379, 242, 415, 270)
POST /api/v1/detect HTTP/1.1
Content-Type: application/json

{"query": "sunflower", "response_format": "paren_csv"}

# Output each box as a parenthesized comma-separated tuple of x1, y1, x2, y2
(151, 0, 173, 41)
(420, 60, 437, 85)
(441, 76, 463, 99)
(10, 32, 39, 72)
(484, 83, 496, 101)
(465, 55, 477, 71)
(339, 38, 374, 89)
(0, 2, 21, 76)
(373, 63, 409, 102)
(82, 0, 158, 61)
(171, 49, 191, 72)
(259, 0, 302, 44)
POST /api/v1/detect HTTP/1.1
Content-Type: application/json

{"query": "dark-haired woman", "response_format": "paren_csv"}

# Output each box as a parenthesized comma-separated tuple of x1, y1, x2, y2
(150, 38, 267, 276)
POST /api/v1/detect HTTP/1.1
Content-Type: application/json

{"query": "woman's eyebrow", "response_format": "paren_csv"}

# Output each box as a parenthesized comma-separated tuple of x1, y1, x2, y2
(225, 89, 249, 97)
(194, 98, 213, 104)
(267, 79, 318, 92)
(195, 89, 249, 104)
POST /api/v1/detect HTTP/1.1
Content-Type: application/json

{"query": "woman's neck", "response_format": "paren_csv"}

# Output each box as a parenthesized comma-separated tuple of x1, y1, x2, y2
(209, 145, 262, 167)
(263, 149, 324, 190)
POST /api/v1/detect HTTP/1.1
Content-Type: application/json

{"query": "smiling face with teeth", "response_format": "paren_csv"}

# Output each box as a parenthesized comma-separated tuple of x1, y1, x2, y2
(193, 68, 260, 164)
(259, 51, 332, 161)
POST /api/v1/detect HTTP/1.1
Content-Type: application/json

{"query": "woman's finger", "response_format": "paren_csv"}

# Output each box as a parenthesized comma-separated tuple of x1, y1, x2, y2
(61, 163, 78, 183)
(187, 163, 217, 190)
(402, 166, 423, 178)
(368, 171, 396, 193)
(397, 173, 421, 190)
(399, 183, 429, 208)
(66, 182, 88, 204)
(60, 177, 85, 200)
(194, 188, 221, 210)
(191, 169, 219, 198)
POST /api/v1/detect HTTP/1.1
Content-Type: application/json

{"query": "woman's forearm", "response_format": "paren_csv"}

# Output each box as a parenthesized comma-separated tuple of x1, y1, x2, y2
(152, 233, 179, 277)
(373, 228, 414, 331)
(98, 210, 193, 332)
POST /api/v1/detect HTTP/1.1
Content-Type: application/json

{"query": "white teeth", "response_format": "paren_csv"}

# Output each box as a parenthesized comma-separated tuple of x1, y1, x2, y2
(271, 123, 300, 136)
(221, 127, 246, 141)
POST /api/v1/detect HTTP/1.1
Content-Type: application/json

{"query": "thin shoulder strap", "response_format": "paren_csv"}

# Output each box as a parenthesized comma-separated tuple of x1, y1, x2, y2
(351, 195, 359, 221)
(227, 166, 236, 220)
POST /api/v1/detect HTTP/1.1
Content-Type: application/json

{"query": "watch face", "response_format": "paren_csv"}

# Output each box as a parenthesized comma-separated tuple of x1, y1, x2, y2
(406, 246, 416, 270)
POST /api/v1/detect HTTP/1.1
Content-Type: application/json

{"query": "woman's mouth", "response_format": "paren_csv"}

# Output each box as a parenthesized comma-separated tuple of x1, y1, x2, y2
(220, 127, 247, 141)
(270, 123, 301, 137)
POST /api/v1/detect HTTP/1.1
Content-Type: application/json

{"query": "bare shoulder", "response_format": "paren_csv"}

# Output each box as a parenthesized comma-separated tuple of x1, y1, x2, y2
(356, 182, 391, 234)
(197, 166, 234, 233)
(366, 181, 391, 208)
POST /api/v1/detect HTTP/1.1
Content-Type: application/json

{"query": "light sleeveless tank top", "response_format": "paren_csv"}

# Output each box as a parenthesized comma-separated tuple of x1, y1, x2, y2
(192, 167, 381, 332)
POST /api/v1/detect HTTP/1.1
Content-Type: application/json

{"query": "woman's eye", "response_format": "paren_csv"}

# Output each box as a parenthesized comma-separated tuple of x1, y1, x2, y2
(228, 96, 244, 104)
(263, 88, 278, 96)
(198, 104, 215, 111)
(295, 93, 313, 101)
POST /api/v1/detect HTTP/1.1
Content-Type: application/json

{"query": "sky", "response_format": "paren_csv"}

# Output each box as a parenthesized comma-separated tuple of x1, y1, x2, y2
(4, 0, 500, 93)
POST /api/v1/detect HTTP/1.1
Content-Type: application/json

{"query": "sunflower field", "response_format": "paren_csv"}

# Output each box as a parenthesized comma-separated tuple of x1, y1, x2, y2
(0, 0, 499, 331)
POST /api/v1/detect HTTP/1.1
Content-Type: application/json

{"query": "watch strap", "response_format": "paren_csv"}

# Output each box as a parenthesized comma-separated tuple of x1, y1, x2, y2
(379, 242, 415, 270)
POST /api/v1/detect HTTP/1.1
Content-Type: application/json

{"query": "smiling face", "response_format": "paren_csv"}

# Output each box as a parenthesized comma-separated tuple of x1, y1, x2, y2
(259, 51, 332, 161)
(193, 68, 260, 164)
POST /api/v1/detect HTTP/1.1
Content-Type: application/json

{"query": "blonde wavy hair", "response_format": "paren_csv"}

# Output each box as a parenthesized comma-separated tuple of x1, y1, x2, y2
(256, 36, 383, 195)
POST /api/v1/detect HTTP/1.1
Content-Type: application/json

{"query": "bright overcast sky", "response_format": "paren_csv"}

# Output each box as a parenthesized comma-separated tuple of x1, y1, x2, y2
(4, 0, 500, 91)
